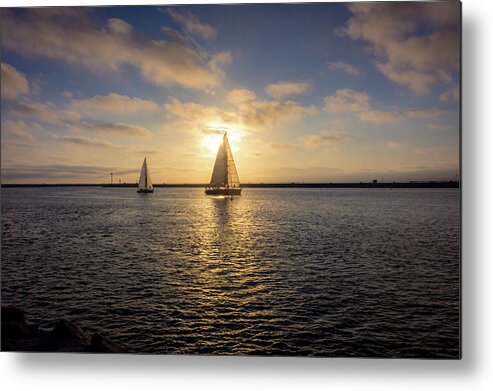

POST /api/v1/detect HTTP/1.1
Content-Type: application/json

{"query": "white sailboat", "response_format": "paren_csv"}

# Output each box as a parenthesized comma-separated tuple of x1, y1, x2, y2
(205, 132, 242, 196)
(137, 157, 154, 193)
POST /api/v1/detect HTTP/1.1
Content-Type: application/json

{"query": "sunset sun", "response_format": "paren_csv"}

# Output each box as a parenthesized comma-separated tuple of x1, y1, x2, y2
(202, 133, 223, 154)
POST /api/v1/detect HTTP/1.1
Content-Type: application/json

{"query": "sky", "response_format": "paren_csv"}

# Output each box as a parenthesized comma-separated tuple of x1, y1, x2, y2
(0, 2, 460, 184)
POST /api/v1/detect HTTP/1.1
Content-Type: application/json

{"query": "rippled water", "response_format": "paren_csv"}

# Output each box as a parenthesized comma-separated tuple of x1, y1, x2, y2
(1, 187, 460, 357)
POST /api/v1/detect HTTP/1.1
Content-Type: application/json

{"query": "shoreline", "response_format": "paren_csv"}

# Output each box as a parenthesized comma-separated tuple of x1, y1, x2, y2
(1, 181, 460, 189)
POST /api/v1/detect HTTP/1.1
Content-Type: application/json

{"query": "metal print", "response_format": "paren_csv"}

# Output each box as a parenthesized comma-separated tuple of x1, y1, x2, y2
(0, 2, 461, 357)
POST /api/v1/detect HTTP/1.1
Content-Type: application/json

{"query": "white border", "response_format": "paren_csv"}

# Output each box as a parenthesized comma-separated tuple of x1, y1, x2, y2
(2, 1, 492, 390)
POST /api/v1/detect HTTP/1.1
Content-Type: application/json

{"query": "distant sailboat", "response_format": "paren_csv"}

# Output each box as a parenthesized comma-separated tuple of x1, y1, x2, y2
(205, 132, 242, 196)
(137, 157, 154, 193)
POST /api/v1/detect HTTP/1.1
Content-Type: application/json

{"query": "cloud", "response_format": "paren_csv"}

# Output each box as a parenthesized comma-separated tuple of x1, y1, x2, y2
(72, 122, 152, 137)
(238, 99, 317, 129)
(440, 86, 459, 102)
(53, 135, 122, 149)
(71, 93, 160, 115)
(107, 18, 133, 35)
(61, 91, 74, 98)
(427, 123, 453, 131)
(201, 126, 229, 135)
(227, 89, 257, 105)
(165, 95, 316, 132)
(359, 111, 404, 123)
(1, 62, 29, 99)
(164, 8, 217, 40)
(8, 99, 81, 123)
(304, 131, 350, 146)
(387, 141, 403, 150)
(1, 9, 227, 92)
(0, 163, 132, 181)
(376, 62, 439, 95)
(1, 120, 35, 143)
(405, 109, 445, 119)
(134, 149, 158, 155)
(207, 51, 232, 83)
(270, 143, 296, 150)
(6, 98, 152, 138)
(328, 61, 362, 76)
(252, 164, 458, 183)
(336, 2, 460, 94)
(323, 89, 445, 123)
(359, 108, 444, 123)
(164, 98, 237, 126)
(265, 81, 311, 99)
(324, 89, 371, 112)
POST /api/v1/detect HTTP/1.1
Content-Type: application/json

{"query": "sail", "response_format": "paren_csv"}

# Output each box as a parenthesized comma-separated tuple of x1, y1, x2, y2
(224, 134, 240, 187)
(209, 133, 240, 188)
(209, 139, 228, 186)
(138, 158, 153, 191)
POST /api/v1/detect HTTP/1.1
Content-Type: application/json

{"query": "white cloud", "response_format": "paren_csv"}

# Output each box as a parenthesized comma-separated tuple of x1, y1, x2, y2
(337, 2, 460, 94)
(324, 89, 446, 124)
(71, 93, 160, 115)
(387, 141, 403, 150)
(265, 81, 311, 99)
(164, 8, 217, 40)
(227, 89, 257, 106)
(359, 108, 445, 123)
(1, 62, 29, 99)
(72, 121, 152, 137)
(164, 93, 316, 133)
(1, 120, 34, 143)
(270, 143, 296, 151)
(53, 135, 122, 149)
(239, 99, 317, 129)
(8, 99, 81, 123)
(304, 131, 350, 146)
(107, 18, 133, 35)
(1, 9, 228, 92)
(328, 61, 362, 76)
(440, 86, 459, 102)
(359, 110, 404, 123)
(324, 89, 371, 112)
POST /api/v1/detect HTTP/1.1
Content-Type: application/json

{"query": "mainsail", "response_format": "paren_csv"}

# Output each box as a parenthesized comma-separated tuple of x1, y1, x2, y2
(138, 158, 153, 191)
(209, 133, 240, 188)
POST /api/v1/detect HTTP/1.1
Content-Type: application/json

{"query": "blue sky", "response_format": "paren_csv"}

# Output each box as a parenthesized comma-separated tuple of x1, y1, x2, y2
(1, 2, 460, 183)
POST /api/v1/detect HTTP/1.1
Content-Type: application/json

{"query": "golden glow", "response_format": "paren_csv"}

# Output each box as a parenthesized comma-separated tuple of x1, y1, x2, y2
(200, 125, 242, 155)
(201, 133, 224, 154)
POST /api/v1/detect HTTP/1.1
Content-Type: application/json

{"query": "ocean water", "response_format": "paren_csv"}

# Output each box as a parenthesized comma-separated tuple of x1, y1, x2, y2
(1, 187, 460, 357)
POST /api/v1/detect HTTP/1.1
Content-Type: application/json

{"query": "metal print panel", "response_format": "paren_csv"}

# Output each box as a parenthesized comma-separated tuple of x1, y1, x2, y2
(0, 2, 461, 358)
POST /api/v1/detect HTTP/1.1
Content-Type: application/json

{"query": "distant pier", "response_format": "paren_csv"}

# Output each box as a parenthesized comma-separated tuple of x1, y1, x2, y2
(2, 181, 460, 189)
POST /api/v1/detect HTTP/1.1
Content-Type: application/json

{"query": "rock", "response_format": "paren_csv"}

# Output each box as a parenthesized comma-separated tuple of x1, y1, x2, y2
(2, 307, 27, 325)
(42, 319, 90, 352)
(87, 333, 124, 353)
(1, 307, 30, 341)
(1, 306, 125, 353)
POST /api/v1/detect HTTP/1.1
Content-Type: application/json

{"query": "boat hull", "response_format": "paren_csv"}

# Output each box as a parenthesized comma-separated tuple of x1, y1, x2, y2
(205, 187, 242, 196)
(137, 189, 154, 193)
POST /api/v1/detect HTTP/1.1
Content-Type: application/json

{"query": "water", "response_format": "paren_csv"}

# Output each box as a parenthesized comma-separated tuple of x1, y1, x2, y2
(1, 187, 460, 357)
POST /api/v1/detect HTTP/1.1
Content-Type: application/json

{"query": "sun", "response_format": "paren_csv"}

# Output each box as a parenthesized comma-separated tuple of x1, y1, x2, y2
(200, 125, 242, 155)
(202, 134, 223, 154)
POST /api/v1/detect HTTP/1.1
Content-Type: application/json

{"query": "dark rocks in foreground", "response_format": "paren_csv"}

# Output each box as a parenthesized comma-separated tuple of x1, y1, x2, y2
(1, 306, 124, 353)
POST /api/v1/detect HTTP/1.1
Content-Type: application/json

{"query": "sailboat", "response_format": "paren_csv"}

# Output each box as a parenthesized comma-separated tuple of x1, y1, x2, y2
(205, 132, 242, 196)
(137, 157, 154, 193)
